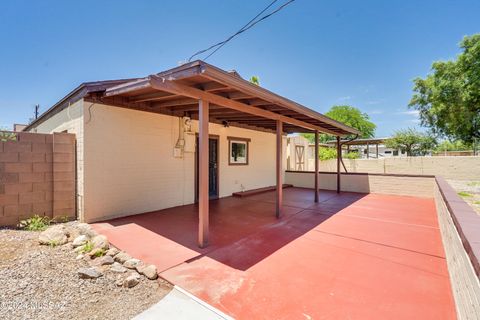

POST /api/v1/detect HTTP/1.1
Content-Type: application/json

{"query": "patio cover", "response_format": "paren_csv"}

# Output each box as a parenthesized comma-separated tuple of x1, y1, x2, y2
(87, 60, 359, 247)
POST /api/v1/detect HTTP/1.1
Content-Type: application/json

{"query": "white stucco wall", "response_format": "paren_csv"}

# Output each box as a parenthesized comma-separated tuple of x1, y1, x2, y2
(27, 99, 85, 220)
(83, 103, 282, 222)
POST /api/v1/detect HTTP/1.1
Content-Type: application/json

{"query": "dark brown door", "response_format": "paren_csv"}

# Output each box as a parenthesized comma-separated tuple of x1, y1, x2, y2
(208, 138, 218, 198)
(195, 137, 219, 201)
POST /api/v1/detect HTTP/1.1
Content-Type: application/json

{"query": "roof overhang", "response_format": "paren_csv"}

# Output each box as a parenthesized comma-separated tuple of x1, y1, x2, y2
(24, 79, 138, 131)
(94, 61, 359, 136)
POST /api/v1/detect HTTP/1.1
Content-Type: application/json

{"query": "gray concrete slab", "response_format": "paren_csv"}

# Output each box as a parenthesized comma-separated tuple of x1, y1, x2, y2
(133, 286, 233, 320)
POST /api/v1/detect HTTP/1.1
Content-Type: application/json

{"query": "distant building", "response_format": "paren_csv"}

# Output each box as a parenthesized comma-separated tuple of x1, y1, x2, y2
(326, 137, 406, 159)
(13, 124, 27, 132)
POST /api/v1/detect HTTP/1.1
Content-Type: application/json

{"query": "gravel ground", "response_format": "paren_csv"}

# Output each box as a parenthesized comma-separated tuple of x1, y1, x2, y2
(0, 224, 172, 320)
(447, 179, 480, 215)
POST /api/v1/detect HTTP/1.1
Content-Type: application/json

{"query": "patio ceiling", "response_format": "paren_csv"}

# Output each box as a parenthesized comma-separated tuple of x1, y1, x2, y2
(88, 61, 360, 136)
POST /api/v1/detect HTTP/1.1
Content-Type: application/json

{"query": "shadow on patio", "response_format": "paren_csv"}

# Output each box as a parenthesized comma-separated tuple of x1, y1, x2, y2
(92, 187, 366, 271)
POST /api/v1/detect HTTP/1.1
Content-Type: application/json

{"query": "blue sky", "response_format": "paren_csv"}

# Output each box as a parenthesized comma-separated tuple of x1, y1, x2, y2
(0, 0, 478, 136)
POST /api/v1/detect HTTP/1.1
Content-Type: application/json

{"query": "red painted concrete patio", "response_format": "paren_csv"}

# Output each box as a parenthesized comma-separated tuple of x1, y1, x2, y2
(92, 188, 456, 319)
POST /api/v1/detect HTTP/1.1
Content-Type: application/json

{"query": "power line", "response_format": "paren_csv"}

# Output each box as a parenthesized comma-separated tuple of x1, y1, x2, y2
(188, 0, 279, 62)
(187, 0, 295, 62)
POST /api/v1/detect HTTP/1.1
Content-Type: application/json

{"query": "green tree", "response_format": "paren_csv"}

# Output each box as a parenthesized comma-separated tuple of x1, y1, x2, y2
(385, 128, 437, 156)
(435, 140, 472, 152)
(409, 34, 480, 145)
(301, 105, 376, 143)
(249, 75, 260, 85)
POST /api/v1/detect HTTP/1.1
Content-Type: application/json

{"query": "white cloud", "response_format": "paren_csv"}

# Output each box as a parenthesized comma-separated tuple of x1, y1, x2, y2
(369, 109, 384, 115)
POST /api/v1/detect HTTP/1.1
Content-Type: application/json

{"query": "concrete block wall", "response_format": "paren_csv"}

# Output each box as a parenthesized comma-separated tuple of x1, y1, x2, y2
(284, 171, 435, 198)
(0, 132, 76, 226)
(307, 157, 480, 180)
(434, 179, 480, 319)
(82, 103, 280, 222)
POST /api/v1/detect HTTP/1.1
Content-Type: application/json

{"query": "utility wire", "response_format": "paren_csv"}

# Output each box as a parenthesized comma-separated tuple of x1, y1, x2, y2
(188, 0, 279, 62)
(188, 0, 295, 62)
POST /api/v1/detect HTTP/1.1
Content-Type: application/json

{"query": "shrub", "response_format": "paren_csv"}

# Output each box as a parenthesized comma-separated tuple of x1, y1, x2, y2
(18, 215, 50, 231)
(0, 131, 17, 142)
(344, 152, 360, 159)
(93, 248, 106, 257)
(318, 147, 337, 161)
(80, 241, 94, 253)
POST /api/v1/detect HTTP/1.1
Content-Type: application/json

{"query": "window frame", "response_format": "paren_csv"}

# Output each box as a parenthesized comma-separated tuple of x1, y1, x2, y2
(227, 136, 250, 166)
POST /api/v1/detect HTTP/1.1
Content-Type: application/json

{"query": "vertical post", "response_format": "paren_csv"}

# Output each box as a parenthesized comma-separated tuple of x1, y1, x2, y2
(314, 130, 319, 202)
(198, 100, 209, 248)
(376, 143, 379, 158)
(366, 142, 370, 159)
(336, 136, 341, 193)
(276, 120, 283, 218)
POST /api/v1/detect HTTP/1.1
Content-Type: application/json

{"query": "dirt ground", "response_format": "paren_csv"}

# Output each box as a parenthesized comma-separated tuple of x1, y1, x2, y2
(0, 227, 172, 320)
(447, 179, 480, 215)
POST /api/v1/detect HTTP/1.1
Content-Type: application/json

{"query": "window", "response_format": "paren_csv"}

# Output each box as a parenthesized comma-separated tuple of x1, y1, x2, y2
(384, 150, 392, 154)
(228, 137, 250, 165)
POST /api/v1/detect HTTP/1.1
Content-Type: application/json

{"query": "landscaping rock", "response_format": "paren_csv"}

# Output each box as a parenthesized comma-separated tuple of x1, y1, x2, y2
(72, 235, 88, 247)
(114, 251, 132, 264)
(135, 263, 145, 273)
(123, 273, 141, 288)
(76, 223, 97, 237)
(138, 264, 158, 280)
(106, 247, 119, 257)
(92, 255, 114, 266)
(110, 262, 127, 273)
(76, 254, 84, 260)
(66, 226, 80, 241)
(38, 225, 68, 246)
(78, 267, 103, 279)
(0, 226, 171, 320)
(91, 235, 109, 250)
(124, 258, 141, 269)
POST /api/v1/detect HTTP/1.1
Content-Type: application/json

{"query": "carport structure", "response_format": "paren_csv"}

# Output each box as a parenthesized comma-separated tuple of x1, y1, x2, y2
(91, 60, 359, 247)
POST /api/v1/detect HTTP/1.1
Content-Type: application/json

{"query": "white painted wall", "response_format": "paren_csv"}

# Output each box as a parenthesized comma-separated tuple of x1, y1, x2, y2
(27, 99, 85, 220)
(83, 103, 282, 222)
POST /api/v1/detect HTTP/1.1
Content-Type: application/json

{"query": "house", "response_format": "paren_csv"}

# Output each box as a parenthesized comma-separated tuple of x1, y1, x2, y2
(25, 60, 359, 247)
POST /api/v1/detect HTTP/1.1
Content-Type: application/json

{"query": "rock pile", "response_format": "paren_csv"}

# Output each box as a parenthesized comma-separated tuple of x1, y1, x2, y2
(38, 223, 158, 288)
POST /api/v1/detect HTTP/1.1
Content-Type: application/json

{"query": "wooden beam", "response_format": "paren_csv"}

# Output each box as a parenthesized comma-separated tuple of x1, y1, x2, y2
(153, 98, 197, 107)
(227, 91, 254, 100)
(337, 136, 341, 194)
(149, 76, 340, 135)
(276, 120, 283, 218)
(314, 130, 319, 203)
(201, 64, 360, 135)
(129, 92, 177, 103)
(198, 81, 228, 92)
(198, 100, 209, 248)
(243, 98, 272, 106)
